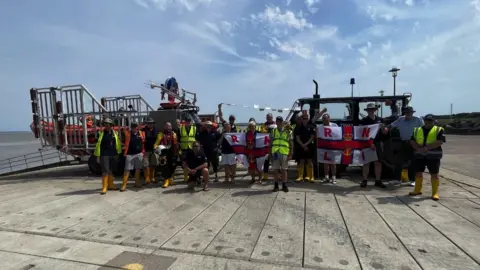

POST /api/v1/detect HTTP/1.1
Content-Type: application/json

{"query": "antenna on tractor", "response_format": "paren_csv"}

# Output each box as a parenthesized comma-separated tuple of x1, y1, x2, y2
(312, 80, 319, 99)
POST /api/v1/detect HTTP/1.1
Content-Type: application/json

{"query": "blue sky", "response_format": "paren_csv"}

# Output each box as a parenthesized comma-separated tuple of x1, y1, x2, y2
(1, 0, 479, 131)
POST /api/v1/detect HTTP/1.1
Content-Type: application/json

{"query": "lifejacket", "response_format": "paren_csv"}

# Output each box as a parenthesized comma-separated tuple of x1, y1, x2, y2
(271, 128, 291, 155)
(413, 126, 443, 156)
(94, 129, 122, 157)
(179, 125, 196, 150)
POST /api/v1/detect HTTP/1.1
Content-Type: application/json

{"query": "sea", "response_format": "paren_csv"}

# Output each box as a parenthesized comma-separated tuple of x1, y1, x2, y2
(0, 132, 42, 160)
(0, 131, 69, 175)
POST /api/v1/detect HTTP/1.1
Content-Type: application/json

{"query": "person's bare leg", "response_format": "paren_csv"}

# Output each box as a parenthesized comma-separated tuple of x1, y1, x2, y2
(224, 166, 230, 183)
(330, 164, 337, 183)
(202, 168, 210, 191)
(323, 163, 330, 182)
(374, 161, 386, 188)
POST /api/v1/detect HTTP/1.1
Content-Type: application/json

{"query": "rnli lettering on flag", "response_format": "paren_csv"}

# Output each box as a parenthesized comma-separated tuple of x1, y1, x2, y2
(316, 124, 380, 165)
(223, 132, 270, 169)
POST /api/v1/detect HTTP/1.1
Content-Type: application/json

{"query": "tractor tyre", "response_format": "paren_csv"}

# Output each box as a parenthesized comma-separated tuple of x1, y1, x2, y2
(88, 155, 102, 175)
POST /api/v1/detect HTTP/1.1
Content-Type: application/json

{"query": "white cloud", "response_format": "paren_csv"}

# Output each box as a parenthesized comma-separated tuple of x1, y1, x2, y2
(1, 0, 480, 131)
(252, 6, 313, 31)
(404, 0, 414, 6)
(269, 37, 313, 59)
(305, 0, 321, 14)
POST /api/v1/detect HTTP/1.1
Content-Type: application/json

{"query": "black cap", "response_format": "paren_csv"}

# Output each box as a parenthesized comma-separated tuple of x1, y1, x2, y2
(249, 117, 256, 122)
(276, 116, 283, 121)
(145, 117, 155, 123)
(423, 114, 435, 120)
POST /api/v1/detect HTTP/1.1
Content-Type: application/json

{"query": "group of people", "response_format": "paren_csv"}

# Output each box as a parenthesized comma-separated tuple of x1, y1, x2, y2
(93, 103, 445, 201)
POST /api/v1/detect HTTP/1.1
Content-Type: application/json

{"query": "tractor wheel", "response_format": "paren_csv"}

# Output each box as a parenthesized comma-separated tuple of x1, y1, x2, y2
(88, 155, 102, 175)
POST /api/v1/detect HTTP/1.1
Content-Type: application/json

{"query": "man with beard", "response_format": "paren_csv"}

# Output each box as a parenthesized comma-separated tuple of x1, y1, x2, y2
(153, 122, 178, 188)
(196, 121, 222, 182)
(183, 141, 210, 191)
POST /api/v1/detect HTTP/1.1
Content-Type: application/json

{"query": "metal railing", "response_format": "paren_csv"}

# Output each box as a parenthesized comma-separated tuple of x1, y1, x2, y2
(0, 149, 73, 175)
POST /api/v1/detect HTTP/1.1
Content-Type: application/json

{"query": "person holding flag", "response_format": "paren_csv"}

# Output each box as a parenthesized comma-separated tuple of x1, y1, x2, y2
(219, 122, 237, 183)
(244, 121, 265, 184)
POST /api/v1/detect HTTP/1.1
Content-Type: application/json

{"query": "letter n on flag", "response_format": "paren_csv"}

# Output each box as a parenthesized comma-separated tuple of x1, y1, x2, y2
(316, 124, 380, 165)
(224, 132, 270, 170)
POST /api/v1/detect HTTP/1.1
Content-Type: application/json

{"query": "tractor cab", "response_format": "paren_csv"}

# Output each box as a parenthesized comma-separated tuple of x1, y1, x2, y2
(287, 80, 413, 179)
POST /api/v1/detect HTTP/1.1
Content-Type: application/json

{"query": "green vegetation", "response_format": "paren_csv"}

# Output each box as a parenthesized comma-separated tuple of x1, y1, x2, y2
(434, 112, 480, 125)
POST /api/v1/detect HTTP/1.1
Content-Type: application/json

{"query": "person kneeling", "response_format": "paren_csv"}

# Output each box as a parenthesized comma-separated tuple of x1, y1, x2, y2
(183, 141, 210, 191)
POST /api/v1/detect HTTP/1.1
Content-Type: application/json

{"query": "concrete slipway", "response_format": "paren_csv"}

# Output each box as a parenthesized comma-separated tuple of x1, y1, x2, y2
(0, 134, 479, 270)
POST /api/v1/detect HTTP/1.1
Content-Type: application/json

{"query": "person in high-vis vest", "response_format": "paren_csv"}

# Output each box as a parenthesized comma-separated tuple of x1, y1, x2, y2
(178, 118, 197, 181)
(271, 116, 292, 192)
(121, 123, 146, 191)
(409, 114, 446, 201)
(94, 118, 122, 195)
(142, 117, 160, 184)
(153, 121, 178, 188)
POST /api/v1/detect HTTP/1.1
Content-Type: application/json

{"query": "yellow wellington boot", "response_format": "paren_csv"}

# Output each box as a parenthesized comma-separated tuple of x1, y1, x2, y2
(120, 173, 129, 192)
(134, 171, 142, 188)
(306, 164, 315, 183)
(295, 165, 304, 182)
(150, 168, 157, 184)
(169, 177, 175, 186)
(107, 175, 118, 190)
(431, 178, 440, 201)
(263, 173, 269, 181)
(100, 175, 108, 195)
(162, 178, 170, 188)
(144, 168, 151, 184)
(183, 168, 189, 182)
(400, 169, 409, 182)
(409, 176, 423, 196)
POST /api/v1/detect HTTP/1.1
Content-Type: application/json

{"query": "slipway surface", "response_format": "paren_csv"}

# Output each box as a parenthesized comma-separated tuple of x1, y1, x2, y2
(0, 135, 478, 269)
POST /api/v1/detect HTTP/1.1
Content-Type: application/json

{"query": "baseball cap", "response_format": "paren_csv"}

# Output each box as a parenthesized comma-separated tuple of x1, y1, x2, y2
(423, 114, 435, 120)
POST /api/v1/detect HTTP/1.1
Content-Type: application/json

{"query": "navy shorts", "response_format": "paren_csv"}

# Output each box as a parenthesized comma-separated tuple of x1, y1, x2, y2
(414, 158, 440, 174)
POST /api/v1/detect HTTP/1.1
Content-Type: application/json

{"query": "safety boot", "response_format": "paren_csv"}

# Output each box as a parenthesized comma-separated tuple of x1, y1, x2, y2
(306, 164, 315, 183)
(120, 173, 129, 192)
(134, 171, 142, 188)
(400, 169, 409, 182)
(431, 178, 440, 201)
(144, 168, 151, 184)
(263, 173, 269, 181)
(169, 177, 175, 186)
(162, 178, 170, 188)
(183, 168, 189, 182)
(295, 165, 304, 182)
(107, 175, 118, 190)
(409, 176, 423, 196)
(100, 175, 108, 195)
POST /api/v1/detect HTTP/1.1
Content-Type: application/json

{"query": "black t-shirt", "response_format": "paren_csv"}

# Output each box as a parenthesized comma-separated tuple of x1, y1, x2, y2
(221, 132, 235, 154)
(360, 116, 383, 125)
(360, 116, 384, 141)
(410, 126, 446, 153)
(185, 150, 207, 169)
(196, 130, 221, 153)
(294, 124, 314, 144)
(100, 130, 117, 156)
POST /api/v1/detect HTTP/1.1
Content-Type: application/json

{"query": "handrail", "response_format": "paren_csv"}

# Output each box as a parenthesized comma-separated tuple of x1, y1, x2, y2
(0, 149, 72, 174)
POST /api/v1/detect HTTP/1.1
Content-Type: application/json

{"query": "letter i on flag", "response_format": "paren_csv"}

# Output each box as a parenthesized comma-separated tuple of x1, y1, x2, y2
(316, 124, 380, 165)
(223, 132, 271, 170)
